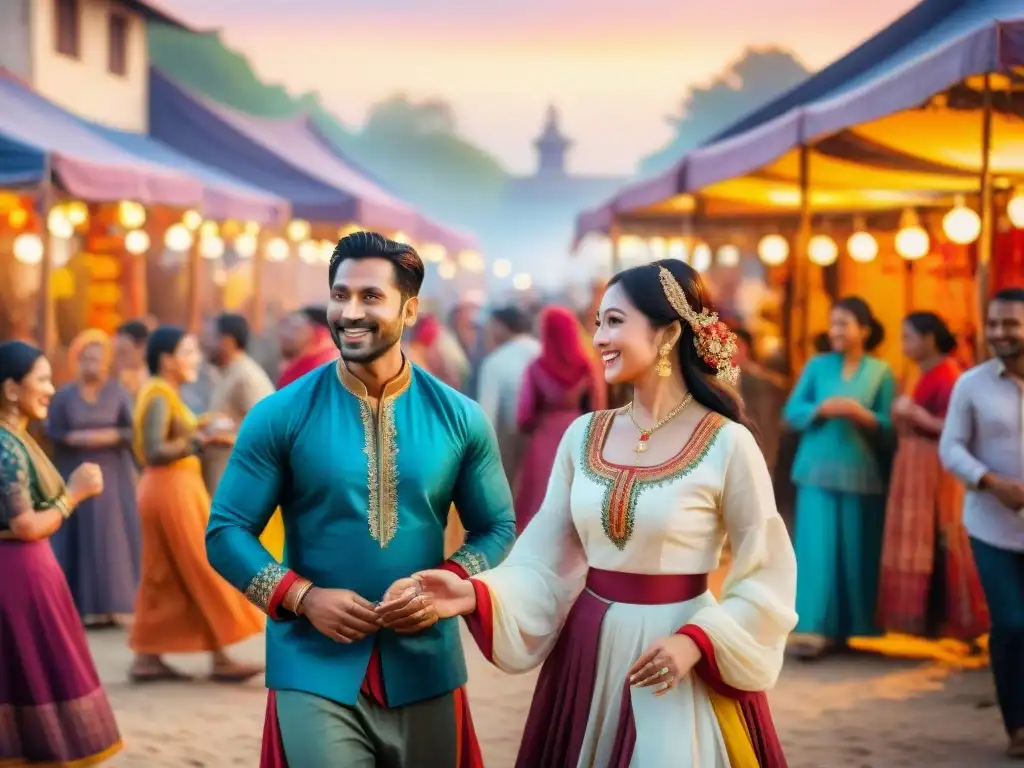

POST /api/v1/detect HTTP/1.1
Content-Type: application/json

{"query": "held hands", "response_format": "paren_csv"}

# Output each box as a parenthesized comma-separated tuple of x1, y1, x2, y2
(376, 569, 476, 634)
(817, 397, 864, 420)
(628, 634, 702, 696)
(67, 462, 103, 504)
(301, 587, 382, 643)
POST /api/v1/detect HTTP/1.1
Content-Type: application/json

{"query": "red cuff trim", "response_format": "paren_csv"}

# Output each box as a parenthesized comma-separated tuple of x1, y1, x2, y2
(676, 624, 755, 702)
(267, 570, 300, 620)
(440, 560, 470, 580)
(462, 578, 494, 662)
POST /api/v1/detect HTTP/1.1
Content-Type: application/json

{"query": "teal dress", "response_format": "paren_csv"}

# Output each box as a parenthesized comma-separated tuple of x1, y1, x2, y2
(206, 359, 516, 709)
(783, 352, 896, 641)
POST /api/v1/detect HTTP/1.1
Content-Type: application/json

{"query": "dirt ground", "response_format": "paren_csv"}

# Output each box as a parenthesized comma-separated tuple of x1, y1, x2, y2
(87, 624, 1014, 768)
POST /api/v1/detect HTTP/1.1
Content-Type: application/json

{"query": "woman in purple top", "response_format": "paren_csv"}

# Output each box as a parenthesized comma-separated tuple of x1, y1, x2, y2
(514, 305, 606, 532)
(47, 329, 141, 625)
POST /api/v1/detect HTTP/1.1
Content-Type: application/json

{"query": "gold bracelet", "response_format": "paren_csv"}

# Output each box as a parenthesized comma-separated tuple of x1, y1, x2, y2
(292, 581, 314, 615)
(54, 494, 73, 520)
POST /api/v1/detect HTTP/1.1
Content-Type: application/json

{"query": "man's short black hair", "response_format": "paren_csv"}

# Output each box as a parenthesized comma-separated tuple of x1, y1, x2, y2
(328, 231, 425, 298)
(490, 305, 532, 336)
(297, 305, 330, 329)
(215, 312, 250, 351)
(991, 287, 1024, 305)
(116, 320, 150, 344)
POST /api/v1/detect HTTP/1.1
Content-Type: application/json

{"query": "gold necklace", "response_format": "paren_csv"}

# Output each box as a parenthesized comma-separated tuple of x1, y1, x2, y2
(627, 393, 693, 457)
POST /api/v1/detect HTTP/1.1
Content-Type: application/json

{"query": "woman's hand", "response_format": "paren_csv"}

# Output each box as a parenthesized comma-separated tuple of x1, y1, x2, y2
(67, 462, 104, 504)
(393, 569, 477, 619)
(375, 578, 439, 634)
(628, 634, 702, 696)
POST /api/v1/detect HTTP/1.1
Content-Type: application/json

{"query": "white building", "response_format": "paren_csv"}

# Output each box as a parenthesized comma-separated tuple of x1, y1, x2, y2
(0, 0, 188, 132)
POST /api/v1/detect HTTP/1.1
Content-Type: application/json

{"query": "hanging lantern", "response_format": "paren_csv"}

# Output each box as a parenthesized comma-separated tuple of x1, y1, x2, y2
(895, 209, 930, 260)
(46, 208, 74, 240)
(691, 242, 712, 272)
(846, 230, 878, 264)
(200, 234, 225, 260)
(716, 244, 741, 267)
(808, 234, 838, 266)
(1008, 189, 1024, 229)
(297, 240, 320, 264)
(286, 219, 311, 242)
(12, 233, 44, 265)
(233, 233, 257, 259)
(124, 229, 151, 255)
(265, 237, 290, 262)
(164, 223, 194, 252)
(117, 201, 146, 230)
(942, 195, 981, 245)
(181, 209, 203, 230)
(757, 234, 789, 266)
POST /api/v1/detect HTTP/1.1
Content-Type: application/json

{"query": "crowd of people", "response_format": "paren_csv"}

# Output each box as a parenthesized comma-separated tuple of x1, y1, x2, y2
(0, 230, 1021, 766)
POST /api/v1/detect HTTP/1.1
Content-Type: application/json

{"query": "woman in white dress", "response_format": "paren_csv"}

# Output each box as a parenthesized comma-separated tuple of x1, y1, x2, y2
(386, 260, 797, 767)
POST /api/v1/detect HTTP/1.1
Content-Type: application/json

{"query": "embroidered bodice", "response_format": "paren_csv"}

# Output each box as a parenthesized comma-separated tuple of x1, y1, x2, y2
(567, 409, 733, 574)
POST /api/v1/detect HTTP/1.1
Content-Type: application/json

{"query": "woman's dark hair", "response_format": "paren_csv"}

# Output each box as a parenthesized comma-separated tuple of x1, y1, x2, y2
(833, 296, 884, 351)
(116, 319, 150, 344)
(0, 341, 44, 388)
(146, 325, 187, 376)
(904, 311, 957, 355)
(608, 260, 749, 428)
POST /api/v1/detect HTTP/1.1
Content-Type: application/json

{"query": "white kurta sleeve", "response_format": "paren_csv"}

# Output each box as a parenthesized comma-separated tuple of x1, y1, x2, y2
(685, 423, 798, 691)
(474, 416, 590, 673)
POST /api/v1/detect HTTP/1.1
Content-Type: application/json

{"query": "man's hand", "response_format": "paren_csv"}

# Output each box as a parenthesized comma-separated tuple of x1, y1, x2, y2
(981, 474, 1024, 511)
(301, 588, 381, 643)
(375, 578, 439, 634)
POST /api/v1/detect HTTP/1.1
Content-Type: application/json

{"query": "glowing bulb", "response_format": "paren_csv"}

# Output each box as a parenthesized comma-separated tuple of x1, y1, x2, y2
(716, 244, 740, 267)
(492, 259, 512, 278)
(181, 209, 202, 230)
(117, 201, 146, 229)
(942, 197, 981, 245)
(319, 240, 335, 264)
(1007, 191, 1024, 229)
(65, 201, 88, 227)
(437, 261, 456, 280)
(512, 272, 532, 291)
(199, 234, 225, 260)
(648, 237, 667, 260)
(12, 233, 43, 265)
(286, 219, 311, 242)
(233, 233, 257, 259)
(297, 240, 319, 264)
(667, 238, 687, 261)
(846, 231, 878, 263)
(691, 242, 712, 272)
(199, 220, 219, 239)
(265, 237, 290, 262)
(757, 234, 789, 266)
(124, 229, 151, 255)
(808, 235, 838, 266)
(46, 208, 74, 239)
(895, 227, 930, 260)
(392, 231, 410, 245)
(164, 223, 193, 252)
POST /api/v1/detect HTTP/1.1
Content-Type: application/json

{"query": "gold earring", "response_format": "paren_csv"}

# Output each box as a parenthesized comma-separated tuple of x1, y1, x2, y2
(655, 344, 673, 377)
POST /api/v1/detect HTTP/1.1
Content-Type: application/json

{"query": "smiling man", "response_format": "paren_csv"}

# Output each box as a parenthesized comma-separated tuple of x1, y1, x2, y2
(206, 231, 515, 768)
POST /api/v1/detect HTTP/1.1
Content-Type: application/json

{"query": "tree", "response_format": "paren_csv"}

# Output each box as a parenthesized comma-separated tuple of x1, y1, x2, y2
(639, 47, 809, 175)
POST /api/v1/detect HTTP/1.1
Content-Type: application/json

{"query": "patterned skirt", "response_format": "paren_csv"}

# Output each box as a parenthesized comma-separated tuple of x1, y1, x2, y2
(877, 435, 989, 639)
(0, 539, 123, 766)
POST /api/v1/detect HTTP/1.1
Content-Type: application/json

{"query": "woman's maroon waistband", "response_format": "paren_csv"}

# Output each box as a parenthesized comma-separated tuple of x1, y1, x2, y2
(585, 568, 709, 605)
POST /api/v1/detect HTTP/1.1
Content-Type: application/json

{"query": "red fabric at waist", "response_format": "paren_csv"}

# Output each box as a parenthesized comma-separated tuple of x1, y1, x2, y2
(585, 568, 709, 605)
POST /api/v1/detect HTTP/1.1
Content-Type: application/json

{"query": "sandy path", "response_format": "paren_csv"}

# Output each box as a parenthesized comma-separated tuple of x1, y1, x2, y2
(87, 625, 1012, 768)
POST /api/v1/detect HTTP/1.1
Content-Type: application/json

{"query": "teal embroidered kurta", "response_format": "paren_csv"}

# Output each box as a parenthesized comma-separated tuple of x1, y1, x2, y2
(783, 352, 896, 495)
(206, 360, 516, 708)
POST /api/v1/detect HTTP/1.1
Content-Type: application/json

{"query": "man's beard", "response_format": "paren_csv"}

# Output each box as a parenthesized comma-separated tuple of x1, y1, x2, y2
(989, 337, 1024, 361)
(331, 318, 405, 364)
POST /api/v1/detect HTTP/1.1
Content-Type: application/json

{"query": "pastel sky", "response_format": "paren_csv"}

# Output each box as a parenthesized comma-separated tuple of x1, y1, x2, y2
(157, 0, 920, 175)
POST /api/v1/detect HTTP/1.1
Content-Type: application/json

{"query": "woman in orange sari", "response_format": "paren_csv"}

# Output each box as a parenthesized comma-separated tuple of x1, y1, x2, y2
(877, 312, 988, 640)
(129, 326, 264, 682)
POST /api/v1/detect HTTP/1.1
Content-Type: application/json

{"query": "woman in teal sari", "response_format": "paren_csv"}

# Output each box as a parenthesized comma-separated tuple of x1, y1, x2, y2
(784, 296, 896, 659)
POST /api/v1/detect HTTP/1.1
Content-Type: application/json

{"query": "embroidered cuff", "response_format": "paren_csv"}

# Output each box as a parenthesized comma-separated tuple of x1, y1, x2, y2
(448, 546, 488, 576)
(244, 563, 295, 619)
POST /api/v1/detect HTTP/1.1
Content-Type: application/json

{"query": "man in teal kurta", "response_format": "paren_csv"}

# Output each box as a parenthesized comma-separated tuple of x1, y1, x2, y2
(206, 232, 516, 768)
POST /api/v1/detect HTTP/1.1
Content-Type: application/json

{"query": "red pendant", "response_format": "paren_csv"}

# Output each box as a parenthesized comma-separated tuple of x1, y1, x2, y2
(639, 434, 650, 442)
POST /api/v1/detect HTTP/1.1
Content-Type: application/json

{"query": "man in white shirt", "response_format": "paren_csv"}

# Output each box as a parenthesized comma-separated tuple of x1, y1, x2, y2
(940, 287, 1024, 759)
(476, 306, 540, 487)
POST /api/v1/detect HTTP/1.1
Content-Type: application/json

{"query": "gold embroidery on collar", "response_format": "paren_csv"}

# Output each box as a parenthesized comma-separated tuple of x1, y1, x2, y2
(336, 359, 412, 547)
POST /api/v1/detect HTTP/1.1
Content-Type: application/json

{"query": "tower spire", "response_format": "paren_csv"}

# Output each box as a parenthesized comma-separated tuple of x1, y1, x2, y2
(534, 104, 572, 177)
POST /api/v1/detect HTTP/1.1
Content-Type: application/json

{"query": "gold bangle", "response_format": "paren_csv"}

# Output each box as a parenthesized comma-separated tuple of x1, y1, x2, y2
(54, 494, 73, 519)
(292, 581, 314, 615)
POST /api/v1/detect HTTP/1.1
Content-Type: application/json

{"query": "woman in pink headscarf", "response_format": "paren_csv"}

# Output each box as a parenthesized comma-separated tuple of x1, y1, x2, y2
(514, 305, 605, 531)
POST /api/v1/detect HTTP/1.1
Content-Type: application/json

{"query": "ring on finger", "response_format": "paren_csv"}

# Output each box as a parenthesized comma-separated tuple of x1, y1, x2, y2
(658, 666, 670, 677)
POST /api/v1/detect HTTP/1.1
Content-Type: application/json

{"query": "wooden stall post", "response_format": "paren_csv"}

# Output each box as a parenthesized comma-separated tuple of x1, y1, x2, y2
(187, 232, 202, 333)
(609, 222, 622, 276)
(36, 158, 57, 360)
(791, 143, 813, 368)
(975, 73, 995, 363)
(251, 229, 267, 334)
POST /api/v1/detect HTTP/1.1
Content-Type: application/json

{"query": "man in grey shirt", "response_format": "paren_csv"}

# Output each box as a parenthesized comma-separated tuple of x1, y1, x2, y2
(940, 287, 1024, 759)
